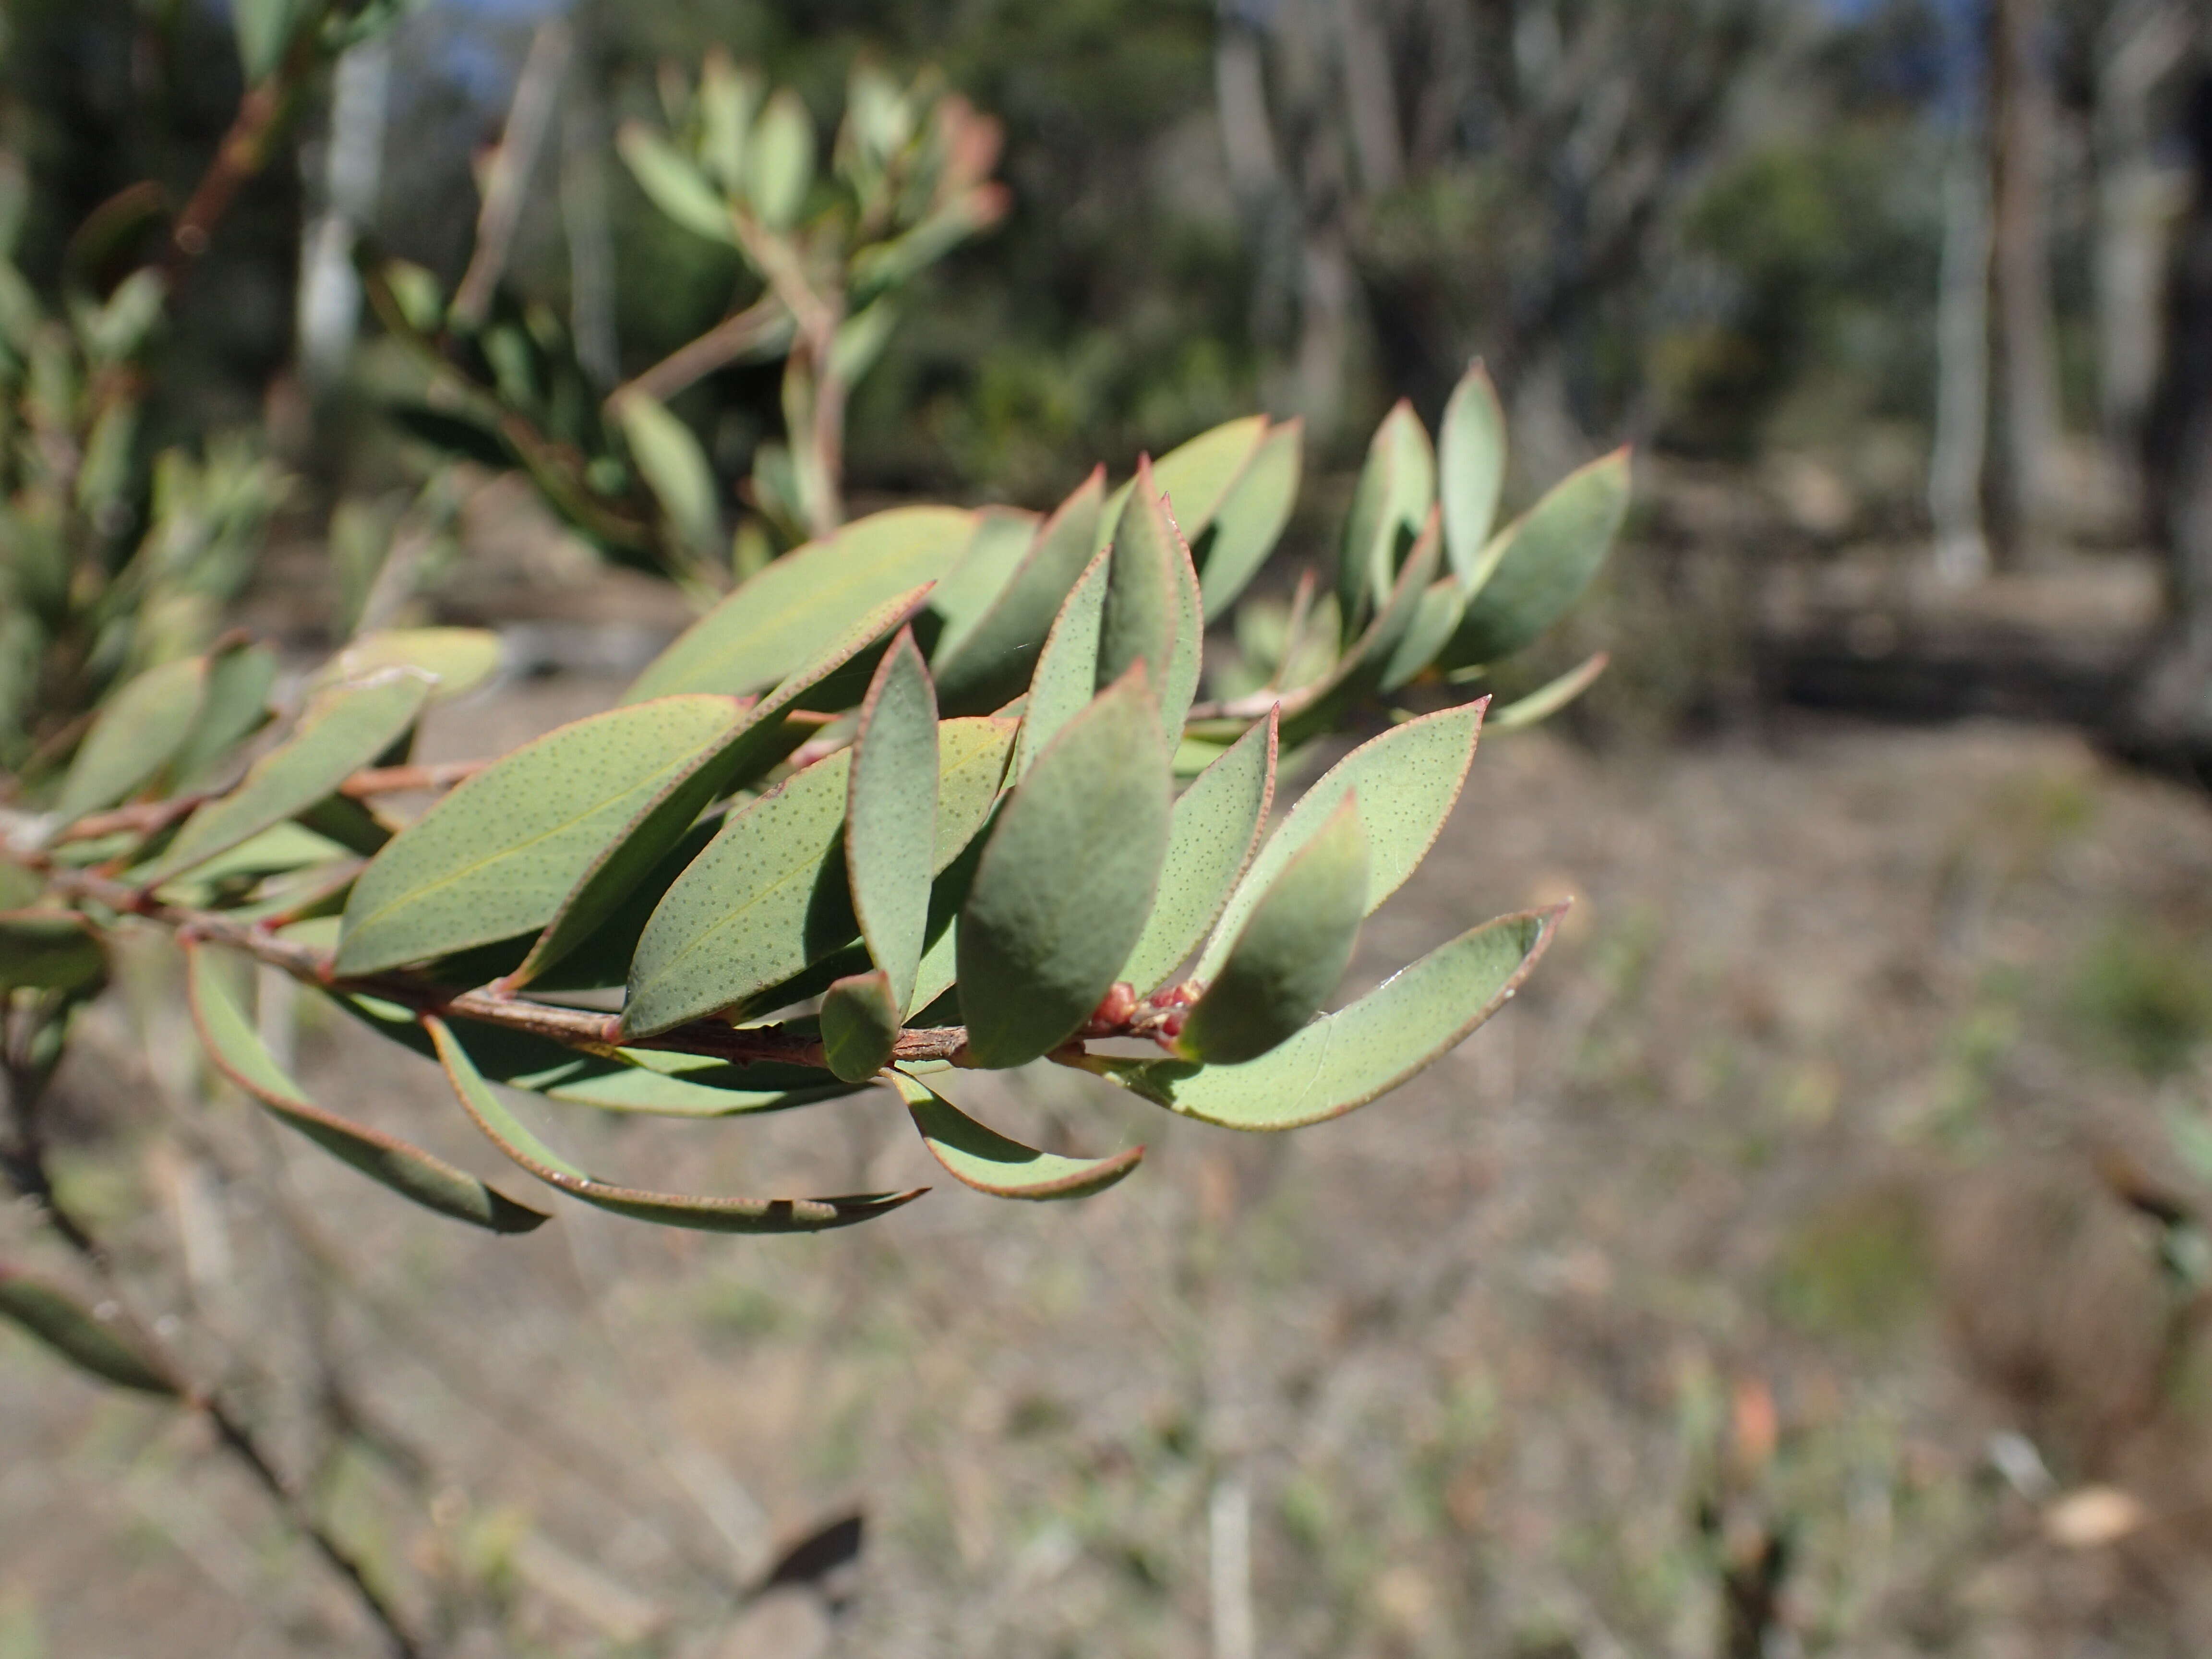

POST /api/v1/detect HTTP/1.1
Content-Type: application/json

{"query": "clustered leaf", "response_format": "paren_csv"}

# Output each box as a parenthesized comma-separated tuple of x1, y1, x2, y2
(9, 361, 1628, 1245)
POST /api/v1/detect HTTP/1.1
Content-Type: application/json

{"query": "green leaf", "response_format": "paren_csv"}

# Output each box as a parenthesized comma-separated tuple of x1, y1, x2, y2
(387, 404, 511, 470)
(1119, 710, 1275, 993)
(926, 507, 1040, 671)
(1102, 908, 1560, 1130)
(1282, 505, 1442, 746)
(0, 911, 106, 993)
(1489, 652, 1609, 731)
(1199, 418, 1302, 612)
(846, 630, 938, 1008)
(614, 390, 721, 559)
(959, 666, 1172, 1068)
(626, 506, 974, 702)
(311, 628, 503, 705)
(0, 1272, 176, 1395)
(153, 822, 350, 892)
(820, 970, 901, 1082)
(55, 655, 209, 824)
(335, 696, 746, 977)
(429, 1017, 922, 1232)
(232, 0, 303, 82)
(739, 720, 1012, 1019)
(1337, 400, 1435, 634)
(746, 89, 816, 229)
(617, 121, 737, 244)
(934, 469, 1104, 717)
(185, 942, 547, 1233)
(1446, 448, 1631, 668)
(1380, 574, 1468, 695)
(697, 52, 762, 191)
(142, 671, 434, 885)
(1150, 416, 1267, 544)
(621, 749, 852, 1037)
(1181, 793, 1366, 1064)
(1096, 460, 1185, 735)
(513, 586, 933, 989)
(172, 642, 277, 790)
(1438, 361, 1508, 585)
(1199, 702, 1481, 981)
(333, 991, 853, 1118)
(1014, 543, 1109, 779)
(893, 1072, 1142, 1200)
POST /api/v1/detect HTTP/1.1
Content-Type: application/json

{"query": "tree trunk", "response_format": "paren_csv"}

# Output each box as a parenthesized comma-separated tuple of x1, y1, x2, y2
(294, 36, 390, 390)
(1984, 0, 2061, 568)
(2120, 62, 2212, 760)
(1932, 118, 1992, 583)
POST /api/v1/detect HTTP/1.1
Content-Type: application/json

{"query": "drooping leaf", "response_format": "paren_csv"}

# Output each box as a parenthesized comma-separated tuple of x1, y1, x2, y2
(185, 942, 547, 1233)
(1101, 908, 1560, 1130)
(625, 506, 973, 702)
(172, 642, 278, 789)
(925, 507, 1041, 671)
(621, 750, 853, 1038)
(1199, 418, 1302, 612)
(430, 1017, 922, 1232)
(1014, 543, 1108, 778)
(820, 970, 901, 1083)
(846, 630, 938, 1007)
(309, 628, 504, 704)
(1180, 793, 1367, 1064)
(617, 121, 738, 244)
(1438, 361, 1508, 585)
(1336, 400, 1435, 634)
(387, 403, 511, 470)
(1199, 701, 1482, 981)
(934, 469, 1104, 716)
(335, 695, 746, 977)
(893, 1073, 1142, 1200)
(1119, 709, 1275, 993)
(0, 911, 106, 993)
(0, 1271, 176, 1395)
(512, 586, 932, 988)
(614, 390, 721, 560)
(1097, 460, 1183, 731)
(332, 991, 854, 1118)
(154, 822, 351, 893)
(55, 655, 209, 824)
(1445, 448, 1631, 669)
(959, 667, 1172, 1068)
(1490, 651, 1610, 732)
(142, 671, 435, 885)
(1149, 416, 1267, 544)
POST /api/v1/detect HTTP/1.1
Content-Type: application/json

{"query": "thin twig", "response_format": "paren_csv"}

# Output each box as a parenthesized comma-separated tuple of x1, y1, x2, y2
(450, 21, 574, 330)
(610, 296, 790, 410)
(165, 29, 324, 277)
(0, 1054, 428, 1658)
(338, 760, 490, 798)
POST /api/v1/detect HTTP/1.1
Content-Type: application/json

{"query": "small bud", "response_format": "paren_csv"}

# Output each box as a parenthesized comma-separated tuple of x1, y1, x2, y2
(1081, 981, 1138, 1035)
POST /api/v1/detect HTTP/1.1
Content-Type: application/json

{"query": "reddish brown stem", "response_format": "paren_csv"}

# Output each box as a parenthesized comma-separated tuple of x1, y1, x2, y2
(338, 760, 489, 798)
(163, 30, 323, 279)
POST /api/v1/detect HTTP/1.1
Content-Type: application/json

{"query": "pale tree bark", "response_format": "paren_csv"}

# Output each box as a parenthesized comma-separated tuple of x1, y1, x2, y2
(295, 36, 390, 389)
(2094, 0, 2193, 457)
(1932, 118, 1992, 584)
(2123, 56, 2212, 756)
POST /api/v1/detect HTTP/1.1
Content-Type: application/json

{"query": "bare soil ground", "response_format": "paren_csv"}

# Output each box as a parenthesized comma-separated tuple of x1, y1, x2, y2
(12, 685, 2212, 1659)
